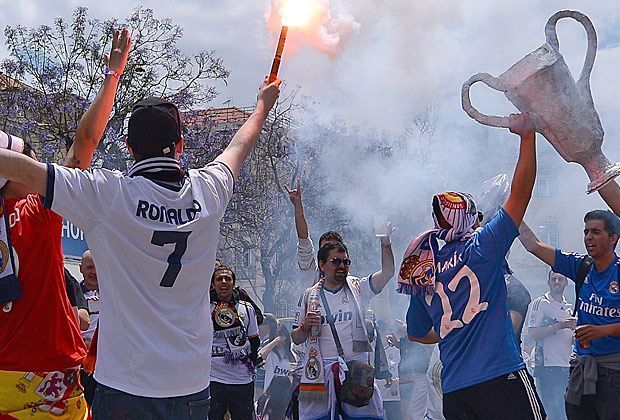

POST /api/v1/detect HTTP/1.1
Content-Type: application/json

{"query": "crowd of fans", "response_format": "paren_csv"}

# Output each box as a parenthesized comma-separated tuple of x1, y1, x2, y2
(1, 27, 619, 420)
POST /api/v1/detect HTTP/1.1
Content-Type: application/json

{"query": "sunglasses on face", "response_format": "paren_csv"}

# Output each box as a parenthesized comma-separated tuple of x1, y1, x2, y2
(329, 258, 352, 267)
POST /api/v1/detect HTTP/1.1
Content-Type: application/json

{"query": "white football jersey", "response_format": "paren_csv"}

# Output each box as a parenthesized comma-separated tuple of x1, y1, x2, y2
(44, 159, 233, 397)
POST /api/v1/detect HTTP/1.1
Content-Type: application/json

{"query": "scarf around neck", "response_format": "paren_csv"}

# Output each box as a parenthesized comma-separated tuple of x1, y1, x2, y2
(299, 276, 372, 401)
(211, 290, 254, 373)
(128, 156, 184, 183)
(397, 192, 478, 296)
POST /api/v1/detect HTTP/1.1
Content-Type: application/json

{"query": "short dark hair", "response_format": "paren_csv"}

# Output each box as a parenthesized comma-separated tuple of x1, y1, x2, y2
(127, 97, 182, 161)
(317, 241, 348, 264)
(584, 210, 620, 238)
(319, 231, 343, 246)
(548, 270, 566, 281)
(210, 266, 236, 286)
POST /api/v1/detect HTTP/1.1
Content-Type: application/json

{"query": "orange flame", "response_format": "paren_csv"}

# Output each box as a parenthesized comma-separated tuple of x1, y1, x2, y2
(280, 0, 316, 27)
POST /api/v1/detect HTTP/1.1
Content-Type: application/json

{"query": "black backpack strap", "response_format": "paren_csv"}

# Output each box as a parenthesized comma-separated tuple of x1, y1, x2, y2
(573, 256, 594, 317)
(319, 288, 346, 359)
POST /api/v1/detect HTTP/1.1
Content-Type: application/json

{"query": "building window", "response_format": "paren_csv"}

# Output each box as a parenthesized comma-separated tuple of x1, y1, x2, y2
(535, 221, 559, 248)
(536, 168, 558, 198)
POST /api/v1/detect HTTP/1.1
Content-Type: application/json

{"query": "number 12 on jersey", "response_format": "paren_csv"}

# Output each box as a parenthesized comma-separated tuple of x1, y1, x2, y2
(151, 230, 192, 287)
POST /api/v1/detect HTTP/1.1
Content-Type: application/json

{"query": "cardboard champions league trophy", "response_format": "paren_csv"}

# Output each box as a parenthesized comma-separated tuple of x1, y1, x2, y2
(462, 10, 620, 194)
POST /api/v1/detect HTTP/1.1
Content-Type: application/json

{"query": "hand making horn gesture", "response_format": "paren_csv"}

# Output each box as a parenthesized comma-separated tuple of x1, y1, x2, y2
(105, 28, 132, 80)
(285, 178, 302, 208)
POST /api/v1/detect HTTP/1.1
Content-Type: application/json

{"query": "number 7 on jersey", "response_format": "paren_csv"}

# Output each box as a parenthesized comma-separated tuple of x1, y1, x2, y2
(151, 230, 192, 287)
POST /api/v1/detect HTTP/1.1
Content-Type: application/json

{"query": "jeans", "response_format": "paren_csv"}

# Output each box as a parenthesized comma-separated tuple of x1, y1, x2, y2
(209, 381, 255, 420)
(92, 383, 210, 419)
(566, 367, 620, 420)
(535, 366, 569, 420)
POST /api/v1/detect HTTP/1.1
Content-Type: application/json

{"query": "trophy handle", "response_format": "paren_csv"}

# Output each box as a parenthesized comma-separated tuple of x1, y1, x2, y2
(545, 10, 597, 89)
(461, 73, 511, 128)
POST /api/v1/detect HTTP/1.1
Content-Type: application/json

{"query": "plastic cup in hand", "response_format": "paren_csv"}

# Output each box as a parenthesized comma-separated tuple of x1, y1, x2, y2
(374, 215, 390, 237)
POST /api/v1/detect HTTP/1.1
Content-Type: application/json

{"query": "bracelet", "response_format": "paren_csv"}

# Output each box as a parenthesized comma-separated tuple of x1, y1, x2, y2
(104, 67, 121, 80)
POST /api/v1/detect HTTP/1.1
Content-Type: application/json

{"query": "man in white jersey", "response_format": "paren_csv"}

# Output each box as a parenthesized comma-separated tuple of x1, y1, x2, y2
(0, 76, 281, 417)
(528, 271, 573, 420)
(291, 240, 395, 419)
(209, 266, 260, 419)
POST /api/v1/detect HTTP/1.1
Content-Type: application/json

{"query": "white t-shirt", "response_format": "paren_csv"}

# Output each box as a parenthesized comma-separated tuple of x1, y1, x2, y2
(528, 292, 573, 367)
(45, 160, 234, 397)
(294, 277, 377, 361)
(264, 350, 293, 390)
(210, 301, 259, 385)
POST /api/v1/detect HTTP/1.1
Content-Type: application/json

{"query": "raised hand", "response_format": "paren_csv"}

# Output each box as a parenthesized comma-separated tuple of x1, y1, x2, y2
(509, 113, 536, 138)
(105, 28, 132, 77)
(285, 178, 302, 208)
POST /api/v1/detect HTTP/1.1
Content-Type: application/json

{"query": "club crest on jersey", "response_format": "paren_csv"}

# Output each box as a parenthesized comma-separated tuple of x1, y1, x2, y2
(0, 240, 9, 273)
(215, 304, 237, 328)
(610, 281, 619, 294)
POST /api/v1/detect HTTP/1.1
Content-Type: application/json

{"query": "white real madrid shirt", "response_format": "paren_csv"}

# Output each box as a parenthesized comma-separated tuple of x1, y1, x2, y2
(528, 292, 573, 367)
(43, 160, 234, 397)
(210, 301, 259, 385)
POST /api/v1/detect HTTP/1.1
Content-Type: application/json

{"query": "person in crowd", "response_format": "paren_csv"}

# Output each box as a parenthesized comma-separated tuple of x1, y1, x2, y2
(66, 268, 90, 331)
(286, 178, 358, 288)
(79, 250, 100, 347)
(292, 237, 395, 419)
(0, 29, 130, 418)
(387, 319, 434, 419)
(528, 271, 574, 420)
(209, 266, 261, 419)
(0, 54, 280, 416)
(257, 323, 296, 419)
(77, 249, 100, 406)
(519, 211, 620, 420)
(504, 259, 532, 345)
(401, 114, 545, 419)
(379, 323, 401, 420)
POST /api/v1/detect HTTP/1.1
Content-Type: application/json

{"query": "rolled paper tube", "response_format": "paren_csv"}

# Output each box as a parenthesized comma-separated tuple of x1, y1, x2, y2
(268, 26, 289, 83)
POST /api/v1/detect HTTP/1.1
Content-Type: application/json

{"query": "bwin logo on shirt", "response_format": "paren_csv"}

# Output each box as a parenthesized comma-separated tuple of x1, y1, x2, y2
(321, 310, 353, 325)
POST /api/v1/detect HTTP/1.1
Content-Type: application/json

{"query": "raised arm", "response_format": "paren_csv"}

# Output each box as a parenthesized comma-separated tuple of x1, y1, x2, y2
(598, 180, 620, 216)
(216, 78, 281, 178)
(285, 178, 309, 240)
(502, 113, 537, 226)
(370, 225, 396, 293)
(0, 149, 47, 196)
(518, 220, 556, 267)
(64, 28, 131, 169)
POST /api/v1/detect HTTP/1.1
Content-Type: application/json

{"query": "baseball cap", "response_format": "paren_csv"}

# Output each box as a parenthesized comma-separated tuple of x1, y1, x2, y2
(127, 97, 182, 158)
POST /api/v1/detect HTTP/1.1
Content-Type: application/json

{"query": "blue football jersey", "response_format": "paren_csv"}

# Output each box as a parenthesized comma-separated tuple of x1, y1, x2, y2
(554, 251, 620, 357)
(406, 208, 524, 393)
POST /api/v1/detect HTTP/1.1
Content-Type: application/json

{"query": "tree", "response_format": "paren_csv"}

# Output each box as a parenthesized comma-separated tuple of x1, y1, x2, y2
(0, 6, 228, 167)
(182, 90, 301, 313)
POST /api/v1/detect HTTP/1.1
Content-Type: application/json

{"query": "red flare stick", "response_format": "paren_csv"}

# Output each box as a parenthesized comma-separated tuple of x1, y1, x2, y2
(269, 26, 289, 83)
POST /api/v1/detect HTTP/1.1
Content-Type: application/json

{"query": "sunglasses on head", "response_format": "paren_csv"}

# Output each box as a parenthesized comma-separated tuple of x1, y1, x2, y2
(329, 258, 352, 267)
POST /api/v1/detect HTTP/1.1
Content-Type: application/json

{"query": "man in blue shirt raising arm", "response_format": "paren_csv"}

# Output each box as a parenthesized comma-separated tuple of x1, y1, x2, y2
(519, 210, 620, 420)
(398, 113, 545, 420)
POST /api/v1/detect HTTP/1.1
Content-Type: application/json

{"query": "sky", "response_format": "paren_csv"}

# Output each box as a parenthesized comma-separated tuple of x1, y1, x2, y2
(3, 0, 620, 295)
(1, 0, 619, 131)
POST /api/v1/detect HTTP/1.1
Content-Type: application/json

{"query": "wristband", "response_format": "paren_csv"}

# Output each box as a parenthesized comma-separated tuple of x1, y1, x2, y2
(104, 67, 121, 80)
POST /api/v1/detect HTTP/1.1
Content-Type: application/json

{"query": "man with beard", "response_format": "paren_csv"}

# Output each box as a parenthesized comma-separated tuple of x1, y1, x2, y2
(209, 266, 260, 419)
(520, 211, 620, 419)
(292, 239, 395, 419)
